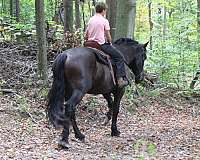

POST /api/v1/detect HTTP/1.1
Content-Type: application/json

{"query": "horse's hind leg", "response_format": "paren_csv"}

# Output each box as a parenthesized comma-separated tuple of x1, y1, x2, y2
(103, 93, 113, 125)
(111, 88, 125, 137)
(71, 111, 85, 141)
(60, 89, 85, 148)
(59, 118, 71, 149)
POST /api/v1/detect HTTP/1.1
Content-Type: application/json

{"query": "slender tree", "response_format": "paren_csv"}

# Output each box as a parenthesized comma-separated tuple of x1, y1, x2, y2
(15, 0, 20, 22)
(163, 5, 167, 40)
(75, 0, 81, 29)
(2, 0, 5, 14)
(114, 0, 137, 40)
(197, 0, 200, 42)
(53, 0, 59, 23)
(10, 0, 13, 17)
(148, 0, 153, 49)
(88, 0, 92, 16)
(81, 1, 86, 31)
(106, 0, 117, 39)
(63, 0, 73, 32)
(35, 0, 47, 80)
(190, 0, 200, 89)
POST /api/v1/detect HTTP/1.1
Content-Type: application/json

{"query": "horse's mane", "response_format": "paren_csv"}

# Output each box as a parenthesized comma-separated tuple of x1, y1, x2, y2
(114, 38, 139, 46)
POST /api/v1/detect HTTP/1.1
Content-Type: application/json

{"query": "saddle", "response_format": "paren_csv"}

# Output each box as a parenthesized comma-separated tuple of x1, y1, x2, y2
(84, 40, 116, 85)
(84, 40, 110, 62)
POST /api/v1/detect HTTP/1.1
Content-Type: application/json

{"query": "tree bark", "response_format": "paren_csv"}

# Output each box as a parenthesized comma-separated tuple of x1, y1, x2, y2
(88, 1, 92, 17)
(10, 0, 13, 17)
(163, 6, 167, 40)
(53, 0, 59, 23)
(15, 0, 20, 22)
(148, 0, 153, 50)
(106, 0, 117, 39)
(63, 0, 73, 32)
(35, 0, 48, 81)
(197, 0, 200, 39)
(75, 0, 81, 29)
(114, 0, 136, 40)
(2, 0, 5, 14)
(81, 1, 86, 31)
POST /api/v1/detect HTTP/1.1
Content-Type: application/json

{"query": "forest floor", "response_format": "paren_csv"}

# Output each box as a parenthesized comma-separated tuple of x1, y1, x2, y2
(0, 42, 200, 160)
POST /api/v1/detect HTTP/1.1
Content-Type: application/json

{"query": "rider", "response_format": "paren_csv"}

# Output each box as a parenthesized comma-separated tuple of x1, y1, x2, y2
(85, 2, 128, 88)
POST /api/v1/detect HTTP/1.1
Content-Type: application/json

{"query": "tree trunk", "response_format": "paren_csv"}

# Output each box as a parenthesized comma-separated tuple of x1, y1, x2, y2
(190, 0, 200, 89)
(163, 6, 167, 40)
(63, 0, 73, 32)
(15, 0, 20, 22)
(197, 0, 200, 41)
(2, 0, 5, 14)
(114, 0, 136, 40)
(10, 0, 13, 17)
(81, 1, 86, 31)
(88, 1, 92, 17)
(75, 0, 81, 29)
(35, 0, 48, 81)
(53, 0, 59, 22)
(106, 0, 117, 39)
(49, 0, 54, 20)
(148, 0, 153, 50)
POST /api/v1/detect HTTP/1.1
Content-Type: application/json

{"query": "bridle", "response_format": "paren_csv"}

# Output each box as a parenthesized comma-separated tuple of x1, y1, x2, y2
(135, 71, 143, 79)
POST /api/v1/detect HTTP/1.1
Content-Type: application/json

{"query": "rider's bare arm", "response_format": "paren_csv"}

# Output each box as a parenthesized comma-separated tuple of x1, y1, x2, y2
(105, 30, 112, 44)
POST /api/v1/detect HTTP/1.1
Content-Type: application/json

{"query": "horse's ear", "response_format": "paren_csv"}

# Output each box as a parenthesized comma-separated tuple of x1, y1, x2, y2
(143, 41, 149, 48)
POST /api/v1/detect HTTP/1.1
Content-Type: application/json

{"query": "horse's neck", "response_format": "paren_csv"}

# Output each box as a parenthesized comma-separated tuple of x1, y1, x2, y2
(114, 44, 132, 65)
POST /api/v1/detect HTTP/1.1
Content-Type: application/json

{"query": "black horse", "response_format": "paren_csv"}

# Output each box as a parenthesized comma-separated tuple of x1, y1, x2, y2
(47, 38, 148, 148)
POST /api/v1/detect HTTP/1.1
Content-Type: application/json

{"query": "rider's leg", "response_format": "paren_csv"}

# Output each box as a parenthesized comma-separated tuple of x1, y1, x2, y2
(101, 43, 128, 88)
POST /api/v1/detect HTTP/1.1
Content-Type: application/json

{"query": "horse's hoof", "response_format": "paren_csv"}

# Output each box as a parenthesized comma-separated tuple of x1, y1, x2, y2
(111, 130, 121, 137)
(75, 133, 85, 142)
(58, 140, 71, 149)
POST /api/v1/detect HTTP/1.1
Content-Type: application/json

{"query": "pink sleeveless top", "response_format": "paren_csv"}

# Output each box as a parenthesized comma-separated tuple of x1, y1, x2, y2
(86, 13, 110, 45)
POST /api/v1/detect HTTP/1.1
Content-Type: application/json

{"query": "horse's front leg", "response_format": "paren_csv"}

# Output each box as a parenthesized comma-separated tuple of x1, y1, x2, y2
(111, 88, 125, 136)
(71, 111, 85, 141)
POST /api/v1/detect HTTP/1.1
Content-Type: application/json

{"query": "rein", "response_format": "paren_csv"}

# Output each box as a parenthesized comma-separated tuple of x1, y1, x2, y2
(135, 71, 143, 79)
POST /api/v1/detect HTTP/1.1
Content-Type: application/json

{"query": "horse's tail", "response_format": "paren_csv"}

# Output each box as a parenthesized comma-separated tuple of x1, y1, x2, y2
(47, 53, 68, 128)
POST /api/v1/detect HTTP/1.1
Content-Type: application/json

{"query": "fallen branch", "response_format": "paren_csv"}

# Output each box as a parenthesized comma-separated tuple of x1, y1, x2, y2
(0, 88, 16, 94)
(190, 66, 200, 89)
(25, 110, 38, 124)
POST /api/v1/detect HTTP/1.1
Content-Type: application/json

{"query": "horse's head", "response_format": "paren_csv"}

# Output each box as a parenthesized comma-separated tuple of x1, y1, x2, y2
(114, 38, 148, 84)
(130, 42, 148, 84)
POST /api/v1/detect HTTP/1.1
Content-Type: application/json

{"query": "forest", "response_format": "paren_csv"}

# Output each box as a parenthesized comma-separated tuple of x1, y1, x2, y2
(0, 0, 200, 159)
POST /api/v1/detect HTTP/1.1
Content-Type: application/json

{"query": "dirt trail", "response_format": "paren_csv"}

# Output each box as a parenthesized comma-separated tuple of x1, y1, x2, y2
(0, 42, 200, 159)
(0, 88, 200, 160)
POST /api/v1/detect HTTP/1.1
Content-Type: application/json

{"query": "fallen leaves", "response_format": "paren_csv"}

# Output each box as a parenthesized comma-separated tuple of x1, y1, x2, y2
(1, 42, 200, 159)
